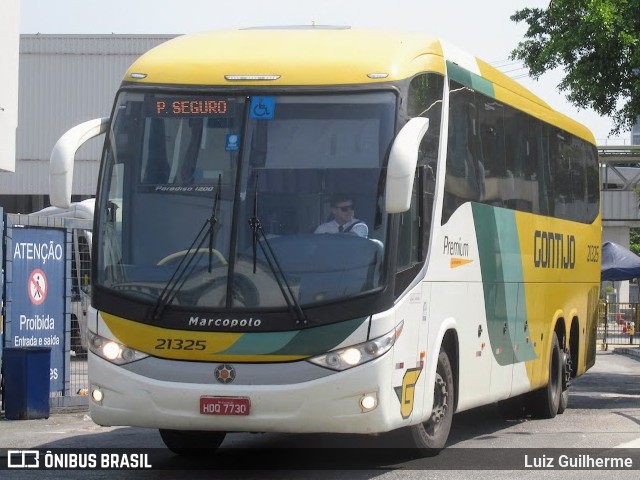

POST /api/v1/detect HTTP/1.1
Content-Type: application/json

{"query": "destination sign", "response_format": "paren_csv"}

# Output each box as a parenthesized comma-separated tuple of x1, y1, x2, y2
(149, 97, 229, 117)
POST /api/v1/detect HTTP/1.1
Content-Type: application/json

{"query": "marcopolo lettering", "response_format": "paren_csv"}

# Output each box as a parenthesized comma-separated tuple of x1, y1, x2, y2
(533, 230, 576, 269)
(189, 316, 262, 328)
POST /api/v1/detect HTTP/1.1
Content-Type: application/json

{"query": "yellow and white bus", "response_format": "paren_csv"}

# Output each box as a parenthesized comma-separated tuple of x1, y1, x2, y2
(51, 27, 601, 453)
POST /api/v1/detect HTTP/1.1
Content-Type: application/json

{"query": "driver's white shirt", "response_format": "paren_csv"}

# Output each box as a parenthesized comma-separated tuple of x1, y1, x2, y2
(314, 219, 368, 238)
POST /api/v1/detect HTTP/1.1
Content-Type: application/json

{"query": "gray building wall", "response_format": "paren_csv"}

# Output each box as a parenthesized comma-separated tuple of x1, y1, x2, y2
(0, 0, 20, 173)
(0, 34, 175, 212)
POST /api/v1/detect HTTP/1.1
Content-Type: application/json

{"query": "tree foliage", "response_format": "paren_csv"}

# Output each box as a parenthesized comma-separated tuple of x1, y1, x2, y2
(511, 0, 640, 134)
(630, 228, 640, 256)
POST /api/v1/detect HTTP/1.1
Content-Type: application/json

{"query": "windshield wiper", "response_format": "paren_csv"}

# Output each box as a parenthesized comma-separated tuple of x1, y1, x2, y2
(147, 175, 222, 321)
(248, 175, 307, 325)
(208, 175, 222, 273)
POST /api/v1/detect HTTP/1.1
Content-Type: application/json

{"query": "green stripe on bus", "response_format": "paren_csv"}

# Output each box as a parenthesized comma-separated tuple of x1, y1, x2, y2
(446, 60, 495, 98)
(472, 204, 535, 365)
(471, 75, 494, 98)
(493, 208, 536, 362)
(218, 317, 367, 356)
(217, 330, 298, 355)
(272, 317, 367, 355)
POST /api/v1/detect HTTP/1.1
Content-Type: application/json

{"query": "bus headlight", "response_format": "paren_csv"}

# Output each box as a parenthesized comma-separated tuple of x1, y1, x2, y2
(88, 332, 148, 365)
(308, 321, 403, 371)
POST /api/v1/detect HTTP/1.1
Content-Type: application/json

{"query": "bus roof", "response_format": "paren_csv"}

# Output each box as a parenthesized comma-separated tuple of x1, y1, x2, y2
(123, 27, 594, 143)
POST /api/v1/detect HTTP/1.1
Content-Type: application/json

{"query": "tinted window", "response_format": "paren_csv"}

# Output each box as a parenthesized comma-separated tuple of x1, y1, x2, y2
(442, 80, 599, 224)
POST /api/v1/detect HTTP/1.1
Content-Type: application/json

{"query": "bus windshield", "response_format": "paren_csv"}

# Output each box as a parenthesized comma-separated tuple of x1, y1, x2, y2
(96, 91, 396, 312)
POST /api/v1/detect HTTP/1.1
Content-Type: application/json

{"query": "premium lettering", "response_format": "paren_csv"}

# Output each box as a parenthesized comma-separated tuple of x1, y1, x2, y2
(443, 236, 469, 257)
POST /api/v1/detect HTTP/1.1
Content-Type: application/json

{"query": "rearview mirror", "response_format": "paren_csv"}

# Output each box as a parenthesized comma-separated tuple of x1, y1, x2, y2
(385, 118, 429, 213)
(50, 117, 110, 208)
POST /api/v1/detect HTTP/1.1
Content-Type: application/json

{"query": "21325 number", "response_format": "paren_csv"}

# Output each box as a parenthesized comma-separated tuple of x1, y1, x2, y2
(155, 338, 206, 350)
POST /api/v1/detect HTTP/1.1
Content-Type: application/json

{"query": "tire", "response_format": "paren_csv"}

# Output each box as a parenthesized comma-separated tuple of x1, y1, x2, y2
(408, 350, 455, 452)
(531, 332, 562, 419)
(557, 349, 571, 415)
(159, 429, 226, 456)
(558, 388, 569, 415)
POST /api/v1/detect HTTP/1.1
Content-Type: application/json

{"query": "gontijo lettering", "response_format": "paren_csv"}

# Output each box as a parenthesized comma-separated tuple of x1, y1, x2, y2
(533, 230, 576, 269)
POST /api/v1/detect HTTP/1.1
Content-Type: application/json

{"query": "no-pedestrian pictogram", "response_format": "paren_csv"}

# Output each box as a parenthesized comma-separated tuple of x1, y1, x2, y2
(28, 268, 48, 305)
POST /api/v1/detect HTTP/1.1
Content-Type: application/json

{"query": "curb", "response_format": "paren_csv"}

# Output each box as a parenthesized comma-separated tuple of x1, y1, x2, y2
(612, 347, 640, 359)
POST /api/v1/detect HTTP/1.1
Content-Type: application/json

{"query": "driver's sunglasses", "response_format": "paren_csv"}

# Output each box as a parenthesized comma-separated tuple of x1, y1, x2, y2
(336, 204, 354, 212)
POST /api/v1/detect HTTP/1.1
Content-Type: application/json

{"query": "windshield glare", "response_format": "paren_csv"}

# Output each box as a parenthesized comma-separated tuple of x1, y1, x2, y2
(97, 92, 395, 311)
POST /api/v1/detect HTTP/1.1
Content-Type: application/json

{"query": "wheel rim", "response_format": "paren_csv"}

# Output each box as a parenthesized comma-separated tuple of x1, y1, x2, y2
(550, 345, 560, 403)
(426, 371, 448, 435)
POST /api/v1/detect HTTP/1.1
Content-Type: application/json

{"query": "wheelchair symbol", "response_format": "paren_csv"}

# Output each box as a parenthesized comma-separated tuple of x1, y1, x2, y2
(253, 99, 270, 117)
(250, 97, 275, 119)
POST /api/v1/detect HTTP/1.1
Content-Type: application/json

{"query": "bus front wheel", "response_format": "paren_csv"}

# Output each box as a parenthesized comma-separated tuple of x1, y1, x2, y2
(409, 350, 454, 452)
(159, 429, 226, 456)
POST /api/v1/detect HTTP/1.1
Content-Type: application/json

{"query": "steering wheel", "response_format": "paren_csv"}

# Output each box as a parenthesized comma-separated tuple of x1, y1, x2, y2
(157, 248, 228, 266)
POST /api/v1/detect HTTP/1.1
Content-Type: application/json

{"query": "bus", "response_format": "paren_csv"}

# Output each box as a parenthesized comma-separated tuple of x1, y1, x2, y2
(29, 199, 95, 355)
(49, 27, 601, 454)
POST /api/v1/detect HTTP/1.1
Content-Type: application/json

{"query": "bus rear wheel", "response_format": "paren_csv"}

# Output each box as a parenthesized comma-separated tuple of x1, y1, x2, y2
(409, 350, 454, 452)
(159, 429, 226, 456)
(557, 348, 571, 414)
(531, 332, 562, 419)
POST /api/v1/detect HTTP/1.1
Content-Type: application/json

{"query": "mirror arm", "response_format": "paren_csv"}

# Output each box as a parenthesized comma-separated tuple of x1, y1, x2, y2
(50, 117, 110, 208)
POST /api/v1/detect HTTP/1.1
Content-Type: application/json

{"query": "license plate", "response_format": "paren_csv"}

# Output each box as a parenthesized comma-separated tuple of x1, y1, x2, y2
(200, 396, 250, 416)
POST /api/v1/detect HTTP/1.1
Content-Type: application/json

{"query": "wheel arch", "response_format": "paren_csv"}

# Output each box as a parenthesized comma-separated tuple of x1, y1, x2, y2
(569, 316, 580, 377)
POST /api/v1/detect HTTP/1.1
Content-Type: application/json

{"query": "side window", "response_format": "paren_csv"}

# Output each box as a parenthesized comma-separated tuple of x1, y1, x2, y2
(569, 137, 588, 221)
(395, 73, 444, 295)
(442, 81, 483, 224)
(533, 120, 552, 216)
(406, 72, 444, 252)
(503, 106, 534, 212)
(478, 98, 506, 207)
(407, 73, 444, 168)
(396, 175, 421, 272)
(585, 145, 600, 222)
(395, 173, 424, 297)
(550, 128, 576, 221)
(437, 74, 598, 224)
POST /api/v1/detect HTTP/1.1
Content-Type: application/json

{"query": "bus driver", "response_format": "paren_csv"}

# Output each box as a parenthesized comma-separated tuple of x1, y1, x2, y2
(314, 193, 368, 238)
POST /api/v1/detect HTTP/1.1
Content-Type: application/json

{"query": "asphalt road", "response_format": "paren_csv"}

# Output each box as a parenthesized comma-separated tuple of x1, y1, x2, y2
(1, 349, 639, 478)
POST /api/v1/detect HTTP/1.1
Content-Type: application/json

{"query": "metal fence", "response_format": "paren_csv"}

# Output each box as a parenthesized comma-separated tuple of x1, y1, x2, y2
(1, 213, 91, 409)
(598, 301, 640, 350)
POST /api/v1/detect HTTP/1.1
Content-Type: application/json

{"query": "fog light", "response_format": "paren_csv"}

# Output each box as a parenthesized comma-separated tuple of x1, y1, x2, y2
(360, 394, 377, 411)
(91, 388, 103, 403)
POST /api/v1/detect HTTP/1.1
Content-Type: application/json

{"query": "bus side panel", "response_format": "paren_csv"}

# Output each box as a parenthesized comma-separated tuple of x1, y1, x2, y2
(386, 282, 430, 425)
(432, 203, 600, 410)
(428, 203, 509, 412)
(514, 211, 601, 387)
